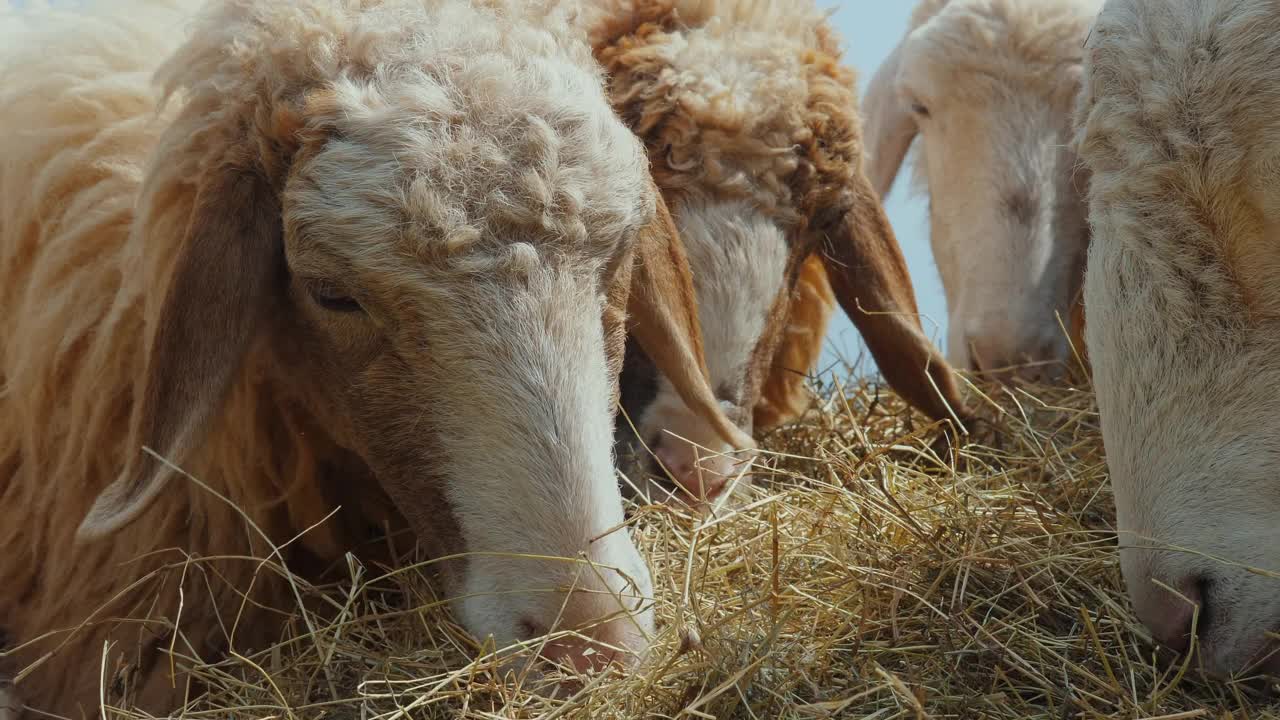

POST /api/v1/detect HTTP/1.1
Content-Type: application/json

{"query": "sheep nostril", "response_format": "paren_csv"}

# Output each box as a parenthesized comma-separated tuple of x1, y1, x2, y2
(1147, 577, 1206, 655)
(517, 618, 546, 642)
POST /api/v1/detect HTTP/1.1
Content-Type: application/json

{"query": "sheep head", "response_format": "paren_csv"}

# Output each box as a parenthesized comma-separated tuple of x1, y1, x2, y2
(595, 0, 972, 505)
(863, 0, 1099, 382)
(73, 0, 749, 674)
(1078, 0, 1280, 681)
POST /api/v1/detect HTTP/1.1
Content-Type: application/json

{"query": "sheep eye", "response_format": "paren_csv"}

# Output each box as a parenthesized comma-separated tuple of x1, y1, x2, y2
(307, 280, 363, 313)
(910, 102, 930, 117)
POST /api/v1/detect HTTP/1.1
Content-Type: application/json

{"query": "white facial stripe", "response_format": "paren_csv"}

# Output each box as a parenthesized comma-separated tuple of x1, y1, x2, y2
(425, 268, 653, 648)
(671, 199, 788, 394)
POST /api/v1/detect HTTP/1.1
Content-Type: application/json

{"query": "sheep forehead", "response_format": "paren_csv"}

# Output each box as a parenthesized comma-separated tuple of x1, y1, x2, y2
(286, 150, 640, 285)
(179, 0, 651, 263)
(661, 27, 811, 118)
(905, 0, 1094, 97)
(283, 47, 651, 277)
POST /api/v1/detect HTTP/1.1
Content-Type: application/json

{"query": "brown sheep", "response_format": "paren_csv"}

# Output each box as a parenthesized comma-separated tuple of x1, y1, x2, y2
(585, 0, 974, 503)
(0, 0, 748, 715)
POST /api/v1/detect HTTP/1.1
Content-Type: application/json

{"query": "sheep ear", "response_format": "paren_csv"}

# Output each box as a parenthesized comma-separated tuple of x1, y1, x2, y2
(76, 168, 281, 541)
(862, 39, 917, 199)
(627, 191, 756, 451)
(816, 176, 971, 428)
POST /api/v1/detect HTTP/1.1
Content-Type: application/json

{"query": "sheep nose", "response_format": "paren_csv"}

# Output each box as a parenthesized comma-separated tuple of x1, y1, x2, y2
(653, 442, 744, 501)
(966, 331, 1069, 382)
(539, 634, 624, 674)
(526, 593, 650, 674)
(1131, 576, 1203, 655)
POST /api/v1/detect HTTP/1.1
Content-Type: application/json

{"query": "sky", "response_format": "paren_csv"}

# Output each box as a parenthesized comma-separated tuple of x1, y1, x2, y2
(815, 2, 946, 378)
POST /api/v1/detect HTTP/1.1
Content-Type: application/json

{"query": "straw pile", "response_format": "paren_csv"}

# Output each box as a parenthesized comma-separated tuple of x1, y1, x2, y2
(102, 366, 1279, 719)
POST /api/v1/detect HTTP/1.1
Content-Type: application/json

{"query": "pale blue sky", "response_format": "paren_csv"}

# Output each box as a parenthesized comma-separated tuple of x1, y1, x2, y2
(818, 1, 945, 377)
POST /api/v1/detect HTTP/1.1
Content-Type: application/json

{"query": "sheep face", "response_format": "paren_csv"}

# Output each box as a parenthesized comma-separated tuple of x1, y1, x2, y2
(618, 200, 789, 503)
(282, 110, 658, 662)
(1078, 0, 1280, 680)
(600, 3, 973, 504)
(865, 0, 1098, 382)
(69, 0, 754, 674)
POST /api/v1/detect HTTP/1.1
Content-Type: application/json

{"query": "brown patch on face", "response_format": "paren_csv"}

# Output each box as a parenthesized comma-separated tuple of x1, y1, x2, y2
(330, 345, 466, 587)
(737, 259, 798, 435)
(1067, 283, 1090, 375)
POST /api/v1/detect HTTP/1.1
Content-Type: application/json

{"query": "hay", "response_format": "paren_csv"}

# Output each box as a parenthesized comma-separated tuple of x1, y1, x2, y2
(99, 371, 1280, 720)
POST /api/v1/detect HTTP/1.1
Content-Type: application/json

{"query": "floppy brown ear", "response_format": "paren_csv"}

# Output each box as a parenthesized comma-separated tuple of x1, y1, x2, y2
(76, 168, 282, 540)
(817, 176, 971, 428)
(862, 39, 918, 199)
(627, 191, 756, 451)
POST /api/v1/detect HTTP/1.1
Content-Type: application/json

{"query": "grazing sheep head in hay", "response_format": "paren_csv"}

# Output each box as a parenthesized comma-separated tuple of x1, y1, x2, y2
(1077, 0, 1280, 680)
(864, 0, 1099, 382)
(586, 0, 972, 504)
(60, 0, 746, 678)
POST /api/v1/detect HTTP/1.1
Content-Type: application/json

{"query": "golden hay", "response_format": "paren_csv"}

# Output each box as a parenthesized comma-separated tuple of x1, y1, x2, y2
(85, 365, 1280, 719)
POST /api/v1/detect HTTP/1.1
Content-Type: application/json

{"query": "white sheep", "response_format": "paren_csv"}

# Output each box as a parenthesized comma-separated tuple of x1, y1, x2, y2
(585, 0, 974, 503)
(0, 0, 749, 714)
(863, 0, 1100, 381)
(1076, 0, 1280, 681)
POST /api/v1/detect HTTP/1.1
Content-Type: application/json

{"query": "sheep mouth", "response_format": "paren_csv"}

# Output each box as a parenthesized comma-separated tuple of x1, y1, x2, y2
(639, 435, 688, 499)
(610, 433, 699, 505)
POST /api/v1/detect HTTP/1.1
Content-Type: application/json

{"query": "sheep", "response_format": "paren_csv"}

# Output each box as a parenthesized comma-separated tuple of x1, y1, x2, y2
(1075, 0, 1280, 681)
(863, 0, 1100, 382)
(582, 0, 975, 503)
(0, 0, 752, 715)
